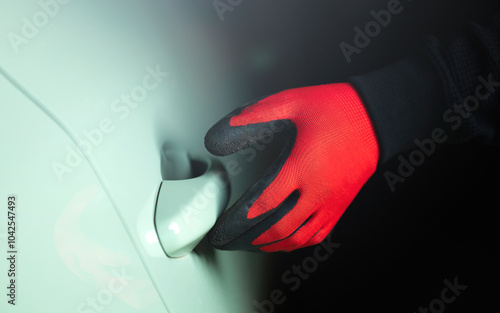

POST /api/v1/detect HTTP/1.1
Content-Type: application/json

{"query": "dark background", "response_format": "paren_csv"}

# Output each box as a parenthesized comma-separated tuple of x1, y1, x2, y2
(177, 1, 500, 312)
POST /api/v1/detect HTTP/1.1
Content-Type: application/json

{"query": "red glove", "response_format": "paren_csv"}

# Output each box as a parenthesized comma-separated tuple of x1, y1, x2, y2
(205, 83, 379, 252)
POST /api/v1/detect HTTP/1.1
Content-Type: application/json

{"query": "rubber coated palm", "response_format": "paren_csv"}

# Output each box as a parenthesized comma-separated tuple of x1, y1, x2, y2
(205, 83, 379, 252)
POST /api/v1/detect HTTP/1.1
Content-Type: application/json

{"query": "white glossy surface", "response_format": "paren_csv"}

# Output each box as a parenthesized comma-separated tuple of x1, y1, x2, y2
(1, 1, 269, 313)
(0, 74, 165, 313)
(155, 157, 229, 258)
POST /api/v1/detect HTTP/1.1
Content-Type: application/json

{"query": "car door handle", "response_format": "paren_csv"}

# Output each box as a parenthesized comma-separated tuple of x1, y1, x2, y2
(154, 143, 229, 258)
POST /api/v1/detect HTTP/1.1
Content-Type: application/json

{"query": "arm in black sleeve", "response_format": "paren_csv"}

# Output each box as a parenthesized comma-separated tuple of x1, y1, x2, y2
(349, 13, 500, 163)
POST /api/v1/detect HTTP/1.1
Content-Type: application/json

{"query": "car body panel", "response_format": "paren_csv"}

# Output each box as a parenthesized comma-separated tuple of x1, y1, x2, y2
(1, 1, 268, 312)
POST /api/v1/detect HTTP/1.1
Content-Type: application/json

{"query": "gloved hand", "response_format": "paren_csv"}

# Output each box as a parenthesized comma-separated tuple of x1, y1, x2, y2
(205, 83, 379, 252)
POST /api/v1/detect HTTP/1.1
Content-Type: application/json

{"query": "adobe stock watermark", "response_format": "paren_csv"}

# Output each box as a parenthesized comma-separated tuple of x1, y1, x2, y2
(339, 0, 405, 64)
(76, 267, 134, 313)
(51, 64, 169, 183)
(384, 73, 500, 192)
(7, 0, 74, 53)
(213, 0, 244, 22)
(414, 277, 467, 313)
(251, 235, 340, 313)
(180, 171, 229, 225)
(224, 118, 292, 176)
(180, 117, 292, 222)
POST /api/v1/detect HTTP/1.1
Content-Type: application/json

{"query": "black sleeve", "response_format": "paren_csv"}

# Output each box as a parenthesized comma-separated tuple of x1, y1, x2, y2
(349, 13, 500, 163)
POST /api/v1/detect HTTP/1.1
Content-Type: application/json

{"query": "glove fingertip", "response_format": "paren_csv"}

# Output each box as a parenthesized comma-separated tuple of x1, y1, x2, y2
(205, 94, 280, 156)
(204, 116, 252, 156)
(204, 119, 232, 156)
(205, 116, 274, 156)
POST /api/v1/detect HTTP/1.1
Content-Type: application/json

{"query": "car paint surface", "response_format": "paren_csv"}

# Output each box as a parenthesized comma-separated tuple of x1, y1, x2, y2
(0, 1, 269, 312)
